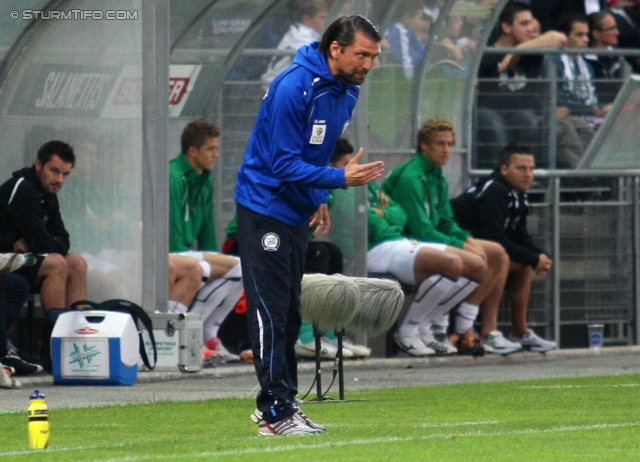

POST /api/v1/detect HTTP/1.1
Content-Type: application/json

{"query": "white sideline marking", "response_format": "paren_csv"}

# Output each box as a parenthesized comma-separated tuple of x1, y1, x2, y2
(521, 384, 640, 389)
(0, 444, 126, 457)
(333, 420, 501, 429)
(415, 420, 502, 428)
(4, 421, 636, 461)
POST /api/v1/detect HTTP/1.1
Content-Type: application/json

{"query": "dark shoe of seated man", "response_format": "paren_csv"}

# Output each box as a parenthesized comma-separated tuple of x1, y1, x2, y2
(1, 349, 43, 376)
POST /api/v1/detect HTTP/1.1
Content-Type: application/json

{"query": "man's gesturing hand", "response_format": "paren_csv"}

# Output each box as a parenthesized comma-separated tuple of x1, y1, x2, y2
(344, 148, 384, 186)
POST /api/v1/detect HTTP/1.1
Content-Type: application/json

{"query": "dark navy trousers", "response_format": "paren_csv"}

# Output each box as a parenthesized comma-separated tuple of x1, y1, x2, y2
(237, 205, 308, 423)
(0, 273, 30, 357)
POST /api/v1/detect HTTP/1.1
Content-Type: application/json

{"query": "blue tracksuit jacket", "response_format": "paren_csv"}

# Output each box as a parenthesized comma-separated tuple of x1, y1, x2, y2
(235, 41, 358, 227)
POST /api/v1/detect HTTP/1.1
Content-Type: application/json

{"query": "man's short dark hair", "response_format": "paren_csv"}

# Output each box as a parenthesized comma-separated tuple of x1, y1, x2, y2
(588, 11, 611, 33)
(499, 1, 531, 29)
(37, 140, 75, 166)
(318, 15, 381, 56)
(180, 120, 221, 154)
(500, 144, 532, 167)
(556, 13, 588, 36)
(330, 137, 354, 165)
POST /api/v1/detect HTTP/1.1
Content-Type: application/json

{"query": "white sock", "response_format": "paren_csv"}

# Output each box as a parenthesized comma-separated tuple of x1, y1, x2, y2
(430, 314, 449, 335)
(168, 301, 188, 314)
(417, 277, 479, 334)
(455, 302, 479, 333)
(397, 275, 454, 338)
(198, 261, 212, 288)
(190, 263, 243, 341)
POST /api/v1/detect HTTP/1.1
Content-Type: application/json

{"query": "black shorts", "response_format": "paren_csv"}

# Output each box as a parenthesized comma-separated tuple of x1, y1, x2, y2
(12, 254, 46, 292)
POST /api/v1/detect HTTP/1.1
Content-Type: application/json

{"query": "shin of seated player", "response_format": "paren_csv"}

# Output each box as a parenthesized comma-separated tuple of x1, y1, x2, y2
(462, 239, 507, 308)
(168, 255, 202, 313)
(64, 253, 87, 307)
(419, 276, 480, 334)
(37, 254, 67, 310)
(506, 260, 533, 338)
(190, 261, 243, 342)
(465, 240, 509, 338)
(455, 302, 480, 334)
(415, 244, 484, 334)
(397, 247, 462, 338)
(397, 274, 456, 338)
(36, 253, 86, 311)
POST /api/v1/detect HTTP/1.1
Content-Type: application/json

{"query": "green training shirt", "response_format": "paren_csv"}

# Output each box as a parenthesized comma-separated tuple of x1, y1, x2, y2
(169, 153, 217, 252)
(381, 153, 470, 249)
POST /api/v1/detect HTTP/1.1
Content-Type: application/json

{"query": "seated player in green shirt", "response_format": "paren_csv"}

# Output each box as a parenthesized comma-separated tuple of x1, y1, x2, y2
(382, 118, 516, 355)
(169, 120, 243, 363)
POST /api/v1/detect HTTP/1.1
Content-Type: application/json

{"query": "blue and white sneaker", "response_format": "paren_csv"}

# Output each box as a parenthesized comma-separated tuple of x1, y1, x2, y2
(258, 416, 322, 436)
(484, 330, 523, 355)
(251, 406, 326, 432)
(394, 333, 436, 356)
(421, 331, 457, 355)
(511, 329, 557, 353)
(295, 339, 338, 359)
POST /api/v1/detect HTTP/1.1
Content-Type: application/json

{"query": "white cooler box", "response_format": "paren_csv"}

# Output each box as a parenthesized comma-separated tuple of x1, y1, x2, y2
(51, 310, 139, 386)
(140, 312, 203, 372)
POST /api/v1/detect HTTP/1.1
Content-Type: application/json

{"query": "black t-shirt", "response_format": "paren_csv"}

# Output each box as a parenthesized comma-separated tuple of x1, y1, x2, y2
(477, 52, 545, 110)
(584, 54, 624, 104)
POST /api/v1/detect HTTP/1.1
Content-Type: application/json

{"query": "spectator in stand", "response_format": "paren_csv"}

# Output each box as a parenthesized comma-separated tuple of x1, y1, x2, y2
(438, 14, 478, 75)
(384, 0, 432, 79)
(261, 0, 330, 88)
(530, 0, 607, 33)
(611, 1, 640, 73)
(476, 2, 567, 167)
(587, 11, 625, 103)
(531, 17, 542, 37)
(555, 14, 609, 115)
(451, 145, 557, 353)
(553, 13, 610, 165)
(587, 10, 623, 78)
(479, 2, 567, 85)
(0, 141, 88, 371)
(382, 118, 514, 356)
(169, 120, 244, 363)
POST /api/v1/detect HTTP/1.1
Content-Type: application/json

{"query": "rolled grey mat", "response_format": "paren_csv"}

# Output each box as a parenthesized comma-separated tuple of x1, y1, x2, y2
(300, 273, 360, 331)
(347, 277, 405, 336)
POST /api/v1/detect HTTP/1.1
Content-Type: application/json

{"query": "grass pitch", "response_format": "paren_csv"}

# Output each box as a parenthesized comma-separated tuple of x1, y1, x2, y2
(2, 374, 640, 461)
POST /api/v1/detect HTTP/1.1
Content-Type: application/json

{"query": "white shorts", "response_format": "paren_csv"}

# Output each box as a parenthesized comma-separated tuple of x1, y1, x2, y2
(82, 250, 139, 274)
(367, 239, 447, 285)
(175, 250, 216, 261)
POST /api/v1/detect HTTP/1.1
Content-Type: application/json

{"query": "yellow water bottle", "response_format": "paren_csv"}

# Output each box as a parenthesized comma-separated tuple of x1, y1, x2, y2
(28, 390, 50, 450)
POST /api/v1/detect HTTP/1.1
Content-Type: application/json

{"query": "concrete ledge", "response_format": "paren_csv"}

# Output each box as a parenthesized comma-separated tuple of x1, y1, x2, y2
(17, 345, 640, 388)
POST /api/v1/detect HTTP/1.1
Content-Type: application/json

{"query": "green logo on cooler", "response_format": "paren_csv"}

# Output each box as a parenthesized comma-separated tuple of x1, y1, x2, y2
(68, 343, 101, 368)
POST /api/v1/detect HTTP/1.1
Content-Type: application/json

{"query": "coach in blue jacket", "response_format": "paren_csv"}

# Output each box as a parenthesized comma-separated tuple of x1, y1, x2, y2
(235, 15, 384, 436)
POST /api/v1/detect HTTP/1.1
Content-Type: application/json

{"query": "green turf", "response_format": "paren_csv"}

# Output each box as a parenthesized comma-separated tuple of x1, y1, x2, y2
(2, 374, 640, 461)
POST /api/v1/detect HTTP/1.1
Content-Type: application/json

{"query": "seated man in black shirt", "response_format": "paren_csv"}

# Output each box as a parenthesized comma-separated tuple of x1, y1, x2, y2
(452, 144, 556, 353)
(0, 141, 88, 370)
